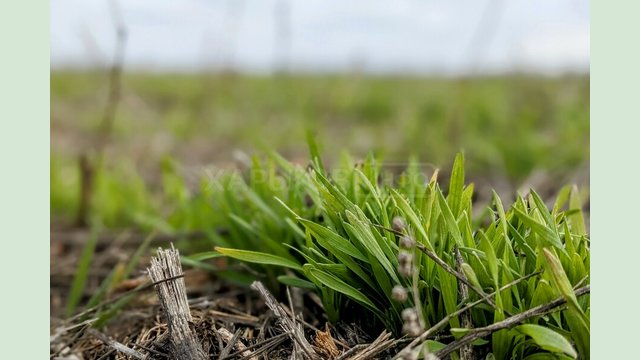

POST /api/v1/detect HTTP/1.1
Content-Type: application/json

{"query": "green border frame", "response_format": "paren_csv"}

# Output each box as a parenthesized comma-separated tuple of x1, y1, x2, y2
(591, 0, 640, 358)
(0, 0, 49, 357)
(3, 0, 639, 357)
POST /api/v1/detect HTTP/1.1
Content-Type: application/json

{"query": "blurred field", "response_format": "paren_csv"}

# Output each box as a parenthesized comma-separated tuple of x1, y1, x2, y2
(51, 71, 589, 226)
(51, 72, 591, 359)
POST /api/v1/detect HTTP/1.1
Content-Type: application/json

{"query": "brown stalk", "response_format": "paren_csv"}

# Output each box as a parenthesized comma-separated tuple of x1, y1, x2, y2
(436, 285, 590, 358)
(394, 271, 540, 359)
(147, 246, 207, 360)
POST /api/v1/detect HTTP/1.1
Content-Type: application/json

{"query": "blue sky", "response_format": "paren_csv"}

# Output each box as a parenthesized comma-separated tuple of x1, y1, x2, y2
(51, 0, 589, 74)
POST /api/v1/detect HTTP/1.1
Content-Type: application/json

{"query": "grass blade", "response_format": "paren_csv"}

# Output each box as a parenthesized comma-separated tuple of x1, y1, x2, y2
(215, 247, 302, 271)
(305, 266, 378, 311)
(515, 324, 577, 358)
(65, 224, 100, 317)
(447, 152, 465, 216)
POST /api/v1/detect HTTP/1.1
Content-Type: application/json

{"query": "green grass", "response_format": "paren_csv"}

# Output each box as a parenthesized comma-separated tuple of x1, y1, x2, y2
(59, 146, 589, 358)
(189, 149, 589, 359)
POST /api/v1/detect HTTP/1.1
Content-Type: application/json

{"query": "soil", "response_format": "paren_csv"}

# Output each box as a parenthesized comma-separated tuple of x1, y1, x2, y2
(50, 229, 405, 360)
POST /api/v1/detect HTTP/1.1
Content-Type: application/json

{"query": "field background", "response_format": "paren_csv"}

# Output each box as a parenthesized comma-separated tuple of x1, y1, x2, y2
(51, 72, 590, 228)
(50, 69, 591, 360)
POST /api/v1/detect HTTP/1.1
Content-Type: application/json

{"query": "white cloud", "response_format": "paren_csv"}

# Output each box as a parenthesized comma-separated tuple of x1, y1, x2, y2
(518, 26, 590, 70)
(50, 0, 589, 74)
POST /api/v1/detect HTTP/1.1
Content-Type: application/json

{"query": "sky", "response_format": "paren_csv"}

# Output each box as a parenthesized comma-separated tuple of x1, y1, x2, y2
(50, 0, 590, 75)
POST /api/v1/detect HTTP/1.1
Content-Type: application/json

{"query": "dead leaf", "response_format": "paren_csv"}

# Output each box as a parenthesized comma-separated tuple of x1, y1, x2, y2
(314, 323, 340, 359)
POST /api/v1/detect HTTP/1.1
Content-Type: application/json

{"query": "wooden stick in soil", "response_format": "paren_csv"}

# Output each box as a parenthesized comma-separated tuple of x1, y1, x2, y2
(147, 245, 207, 360)
(251, 281, 319, 360)
(220, 333, 289, 360)
(75, 0, 127, 228)
(217, 327, 257, 360)
(435, 285, 590, 359)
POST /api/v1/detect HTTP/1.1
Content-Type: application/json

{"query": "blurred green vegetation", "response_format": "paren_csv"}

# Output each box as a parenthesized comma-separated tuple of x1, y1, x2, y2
(51, 72, 589, 227)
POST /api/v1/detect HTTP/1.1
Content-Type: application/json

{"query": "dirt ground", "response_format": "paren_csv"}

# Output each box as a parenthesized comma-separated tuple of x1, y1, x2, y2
(51, 228, 411, 360)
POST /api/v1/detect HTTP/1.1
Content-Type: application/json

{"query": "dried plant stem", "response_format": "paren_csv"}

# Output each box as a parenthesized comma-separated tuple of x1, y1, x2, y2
(251, 281, 319, 360)
(415, 242, 503, 313)
(436, 285, 590, 358)
(147, 246, 207, 360)
(75, 0, 127, 227)
(454, 246, 474, 360)
(394, 271, 540, 359)
(217, 327, 257, 360)
(220, 333, 289, 360)
(345, 331, 395, 360)
(373, 222, 503, 313)
(88, 328, 147, 359)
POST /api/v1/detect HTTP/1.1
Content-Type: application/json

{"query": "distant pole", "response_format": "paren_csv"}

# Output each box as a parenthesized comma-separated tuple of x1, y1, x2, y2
(76, 0, 126, 227)
(222, 0, 245, 73)
(464, 0, 505, 74)
(274, 0, 291, 74)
